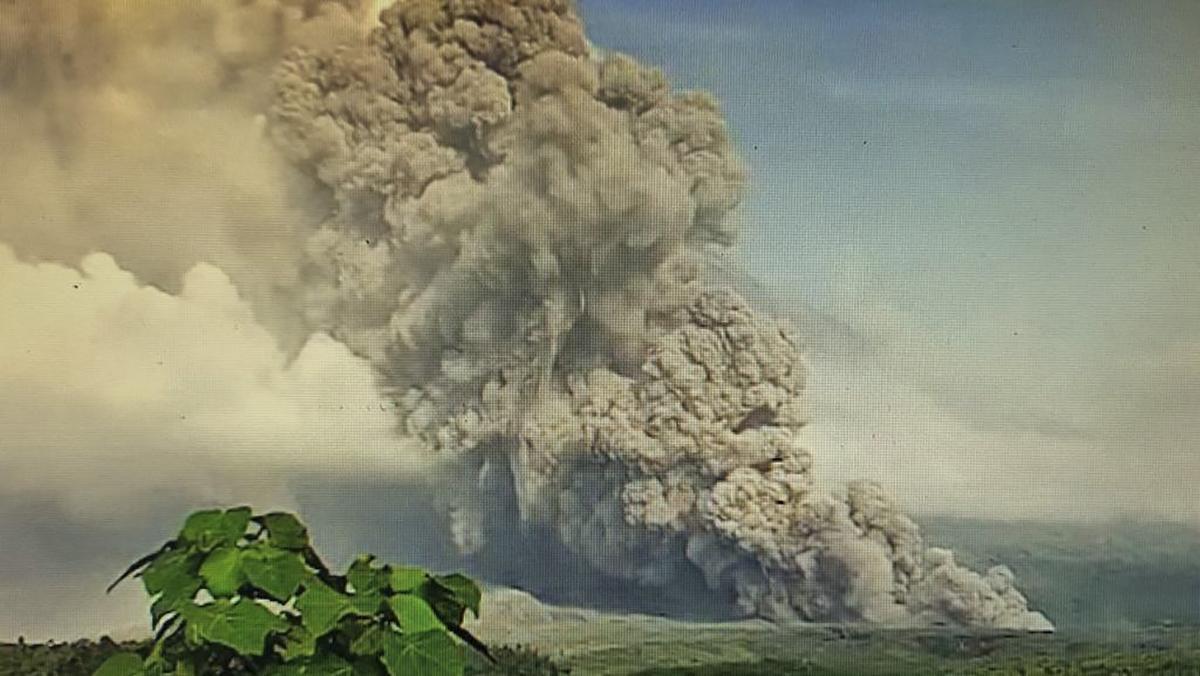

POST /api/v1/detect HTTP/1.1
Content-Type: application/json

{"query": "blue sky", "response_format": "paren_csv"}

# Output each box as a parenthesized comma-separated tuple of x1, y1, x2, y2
(580, 0, 1200, 519)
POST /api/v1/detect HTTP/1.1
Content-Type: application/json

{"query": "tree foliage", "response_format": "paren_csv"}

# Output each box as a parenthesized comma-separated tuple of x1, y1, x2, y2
(95, 508, 488, 676)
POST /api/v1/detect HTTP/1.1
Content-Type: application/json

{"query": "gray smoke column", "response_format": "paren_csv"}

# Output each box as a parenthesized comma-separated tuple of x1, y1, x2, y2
(268, 0, 1051, 630)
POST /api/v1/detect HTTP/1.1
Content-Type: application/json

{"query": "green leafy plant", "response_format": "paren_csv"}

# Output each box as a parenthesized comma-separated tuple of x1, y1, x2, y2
(95, 507, 490, 676)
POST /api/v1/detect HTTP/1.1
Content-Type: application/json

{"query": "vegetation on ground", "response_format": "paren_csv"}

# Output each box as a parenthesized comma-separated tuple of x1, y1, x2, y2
(5, 629, 1200, 675)
(618, 632, 1200, 676)
(467, 645, 570, 675)
(2, 640, 568, 676)
(1, 639, 142, 676)
(626, 651, 1200, 676)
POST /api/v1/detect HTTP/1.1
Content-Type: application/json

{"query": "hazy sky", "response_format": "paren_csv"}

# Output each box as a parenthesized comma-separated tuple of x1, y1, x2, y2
(580, 0, 1200, 521)
(0, 0, 1198, 641)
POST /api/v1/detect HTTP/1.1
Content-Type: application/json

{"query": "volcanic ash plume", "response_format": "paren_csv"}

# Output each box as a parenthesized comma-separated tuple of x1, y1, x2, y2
(0, 0, 379, 343)
(266, 0, 1050, 630)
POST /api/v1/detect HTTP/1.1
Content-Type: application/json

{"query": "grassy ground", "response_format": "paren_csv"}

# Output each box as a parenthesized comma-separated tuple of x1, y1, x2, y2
(0, 638, 142, 676)
(5, 626, 1200, 675)
(0, 639, 566, 676)
(557, 625, 1200, 675)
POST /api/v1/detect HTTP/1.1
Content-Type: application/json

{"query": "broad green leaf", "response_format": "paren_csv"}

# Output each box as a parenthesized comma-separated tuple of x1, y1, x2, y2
(142, 549, 198, 596)
(94, 652, 145, 676)
(349, 591, 384, 616)
(221, 506, 253, 537)
(179, 510, 223, 544)
(379, 630, 463, 676)
(180, 507, 251, 551)
(418, 575, 481, 627)
(332, 614, 373, 644)
(388, 594, 444, 633)
(388, 566, 427, 593)
(281, 624, 318, 661)
(178, 598, 289, 656)
(150, 578, 200, 628)
(295, 580, 355, 638)
(416, 582, 463, 627)
(199, 547, 244, 598)
(347, 555, 389, 595)
(432, 575, 481, 619)
(349, 625, 387, 657)
(258, 512, 310, 550)
(351, 658, 386, 676)
(263, 653, 356, 676)
(142, 549, 201, 626)
(243, 545, 308, 601)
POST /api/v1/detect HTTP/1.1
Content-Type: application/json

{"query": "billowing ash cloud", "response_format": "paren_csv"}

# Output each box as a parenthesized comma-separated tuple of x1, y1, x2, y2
(265, 0, 1051, 630)
(0, 0, 379, 344)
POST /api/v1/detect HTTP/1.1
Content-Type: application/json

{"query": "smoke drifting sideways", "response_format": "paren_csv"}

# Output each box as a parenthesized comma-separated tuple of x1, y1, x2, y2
(266, 0, 1051, 630)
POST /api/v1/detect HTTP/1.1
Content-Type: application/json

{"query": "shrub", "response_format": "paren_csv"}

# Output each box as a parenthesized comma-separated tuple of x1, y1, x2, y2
(0, 638, 141, 676)
(466, 645, 569, 675)
(95, 507, 489, 676)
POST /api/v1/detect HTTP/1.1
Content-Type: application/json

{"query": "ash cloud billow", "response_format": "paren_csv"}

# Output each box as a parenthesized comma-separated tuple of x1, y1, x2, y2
(0, 0, 1053, 634)
(266, 0, 1052, 630)
(0, 0, 376, 344)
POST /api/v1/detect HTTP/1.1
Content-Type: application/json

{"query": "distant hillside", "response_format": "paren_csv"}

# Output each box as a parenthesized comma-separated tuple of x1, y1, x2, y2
(920, 517, 1200, 631)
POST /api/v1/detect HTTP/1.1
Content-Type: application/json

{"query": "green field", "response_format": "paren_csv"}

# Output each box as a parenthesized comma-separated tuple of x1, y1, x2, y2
(10, 625, 1200, 675)
(552, 624, 1200, 676)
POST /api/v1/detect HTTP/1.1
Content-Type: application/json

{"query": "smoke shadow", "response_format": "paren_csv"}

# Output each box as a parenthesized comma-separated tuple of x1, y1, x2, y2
(295, 470, 741, 621)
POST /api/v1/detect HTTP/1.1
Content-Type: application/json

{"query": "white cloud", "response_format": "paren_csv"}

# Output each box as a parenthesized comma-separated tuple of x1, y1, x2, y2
(0, 243, 432, 640)
(801, 306, 1200, 525)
